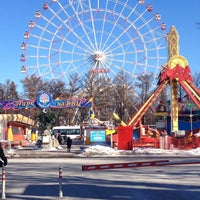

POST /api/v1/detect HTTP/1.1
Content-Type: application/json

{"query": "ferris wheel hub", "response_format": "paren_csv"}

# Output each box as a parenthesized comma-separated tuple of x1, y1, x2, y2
(94, 51, 105, 62)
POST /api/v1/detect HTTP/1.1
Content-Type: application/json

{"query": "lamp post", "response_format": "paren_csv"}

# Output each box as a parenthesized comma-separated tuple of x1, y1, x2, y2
(190, 108, 193, 132)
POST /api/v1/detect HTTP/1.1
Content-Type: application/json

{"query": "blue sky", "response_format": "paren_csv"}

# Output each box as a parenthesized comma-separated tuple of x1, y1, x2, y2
(152, 0, 200, 72)
(0, 0, 200, 93)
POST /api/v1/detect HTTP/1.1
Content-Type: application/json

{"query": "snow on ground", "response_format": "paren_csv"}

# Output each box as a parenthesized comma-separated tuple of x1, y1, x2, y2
(81, 145, 200, 157)
(4, 143, 200, 157)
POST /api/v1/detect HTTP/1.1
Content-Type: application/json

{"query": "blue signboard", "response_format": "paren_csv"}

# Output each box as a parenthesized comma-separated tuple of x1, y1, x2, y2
(90, 130, 106, 142)
(36, 92, 53, 108)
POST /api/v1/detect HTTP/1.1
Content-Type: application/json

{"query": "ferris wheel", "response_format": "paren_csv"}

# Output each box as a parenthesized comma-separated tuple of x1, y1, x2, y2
(20, 0, 168, 94)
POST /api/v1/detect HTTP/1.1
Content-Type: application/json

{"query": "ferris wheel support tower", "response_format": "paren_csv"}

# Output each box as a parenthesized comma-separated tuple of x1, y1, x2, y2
(168, 26, 180, 133)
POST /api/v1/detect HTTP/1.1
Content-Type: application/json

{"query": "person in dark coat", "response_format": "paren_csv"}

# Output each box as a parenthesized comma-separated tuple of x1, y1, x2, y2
(0, 142, 7, 167)
(66, 137, 72, 152)
(56, 130, 62, 145)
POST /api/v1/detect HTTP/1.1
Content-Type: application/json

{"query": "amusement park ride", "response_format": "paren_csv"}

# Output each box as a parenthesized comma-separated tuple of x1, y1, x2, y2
(127, 26, 200, 128)
(112, 26, 200, 150)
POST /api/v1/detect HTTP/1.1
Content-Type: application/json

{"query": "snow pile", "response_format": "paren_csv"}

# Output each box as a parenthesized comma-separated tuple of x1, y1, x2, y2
(81, 145, 121, 156)
(133, 147, 200, 156)
(81, 145, 200, 157)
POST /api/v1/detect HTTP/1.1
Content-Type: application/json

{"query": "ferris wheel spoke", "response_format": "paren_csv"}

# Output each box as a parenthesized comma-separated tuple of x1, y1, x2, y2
(33, 24, 55, 40)
(35, 45, 50, 51)
(141, 26, 165, 44)
(88, 1, 98, 50)
(30, 32, 51, 44)
(41, 15, 59, 30)
(64, 28, 95, 54)
(105, 0, 136, 52)
(99, 1, 109, 51)
(126, 1, 138, 19)
(34, 13, 58, 35)
(102, 15, 142, 54)
(132, 4, 148, 25)
(68, 1, 97, 51)
(143, 35, 163, 47)
(72, 58, 96, 76)
(110, 62, 135, 79)
(37, 9, 74, 49)
(138, 19, 155, 32)
(49, 3, 95, 52)
(104, 34, 138, 55)
(100, 1, 130, 52)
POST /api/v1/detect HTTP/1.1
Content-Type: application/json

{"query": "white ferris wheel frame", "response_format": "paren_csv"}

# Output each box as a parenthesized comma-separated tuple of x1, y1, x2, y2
(21, 0, 168, 94)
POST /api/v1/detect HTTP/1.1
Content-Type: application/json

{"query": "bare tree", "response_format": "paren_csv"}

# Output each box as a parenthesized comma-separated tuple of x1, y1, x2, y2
(83, 74, 115, 121)
(20, 75, 46, 124)
(21, 75, 45, 100)
(65, 73, 85, 125)
(67, 73, 83, 97)
(44, 80, 67, 99)
(113, 70, 137, 123)
(0, 80, 19, 114)
(0, 80, 19, 100)
(93, 78, 115, 121)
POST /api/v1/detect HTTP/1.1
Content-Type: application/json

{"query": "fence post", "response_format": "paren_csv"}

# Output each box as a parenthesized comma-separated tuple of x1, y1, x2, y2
(58, 165, 63, 198)
(2, 165, 6, 199)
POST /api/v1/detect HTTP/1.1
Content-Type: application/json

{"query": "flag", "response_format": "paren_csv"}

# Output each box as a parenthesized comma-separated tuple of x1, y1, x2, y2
(88, 97, 95, 119)
(88, 96, 94, 102)
(89, 107, 95, 119)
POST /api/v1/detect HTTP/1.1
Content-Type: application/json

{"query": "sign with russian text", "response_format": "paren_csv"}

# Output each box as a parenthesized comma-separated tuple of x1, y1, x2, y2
(90, 130, 106, 142)
(0, 95, 91, 110)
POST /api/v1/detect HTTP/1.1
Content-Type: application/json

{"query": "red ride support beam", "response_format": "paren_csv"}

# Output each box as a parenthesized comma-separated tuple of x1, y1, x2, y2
(128, 79, 168, 126)
(179, 81, 200, 109)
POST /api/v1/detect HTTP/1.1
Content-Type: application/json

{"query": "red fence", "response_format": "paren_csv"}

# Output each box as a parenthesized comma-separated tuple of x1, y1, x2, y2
(132, 135, 200, 150)
(132, 137, 160, 148)
(171, 136, 200, 149)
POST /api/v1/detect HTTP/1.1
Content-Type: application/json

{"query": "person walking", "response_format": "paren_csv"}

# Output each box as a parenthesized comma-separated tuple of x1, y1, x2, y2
(66, 137, 72, 152)
(56, 130, 62, 145)
(0, 142, 7, 167)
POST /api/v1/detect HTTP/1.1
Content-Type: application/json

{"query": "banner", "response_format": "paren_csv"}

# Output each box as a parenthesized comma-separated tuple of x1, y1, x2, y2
(0, 93, 91, 110)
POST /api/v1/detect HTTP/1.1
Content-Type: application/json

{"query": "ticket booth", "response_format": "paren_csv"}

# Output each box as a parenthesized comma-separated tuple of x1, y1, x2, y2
(117, 126, 133, 150)
(0, 114, 35, 147)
